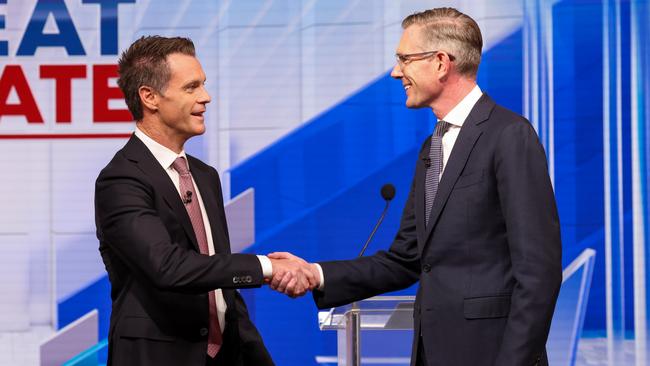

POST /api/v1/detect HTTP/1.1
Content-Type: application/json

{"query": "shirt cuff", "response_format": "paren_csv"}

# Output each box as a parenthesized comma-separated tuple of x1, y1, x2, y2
(314, 263, 325, 291)
(257, 255, 273, 278)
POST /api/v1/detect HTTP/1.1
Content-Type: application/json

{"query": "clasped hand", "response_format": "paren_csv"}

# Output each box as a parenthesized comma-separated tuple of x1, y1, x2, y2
(267, 252, 320, 298)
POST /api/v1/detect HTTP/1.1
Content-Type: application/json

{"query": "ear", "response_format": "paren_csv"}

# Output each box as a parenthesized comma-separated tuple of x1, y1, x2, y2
(138, 85, 159, 113)
(435, 52, 452, 78)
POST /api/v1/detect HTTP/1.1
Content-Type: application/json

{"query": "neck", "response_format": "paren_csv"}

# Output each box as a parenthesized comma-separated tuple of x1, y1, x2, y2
(430, 76, 477, 120)
(137, 119, 185, 153)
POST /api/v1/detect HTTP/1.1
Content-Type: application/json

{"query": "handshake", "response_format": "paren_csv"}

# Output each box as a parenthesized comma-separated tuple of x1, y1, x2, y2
(266, 252, 321, 298)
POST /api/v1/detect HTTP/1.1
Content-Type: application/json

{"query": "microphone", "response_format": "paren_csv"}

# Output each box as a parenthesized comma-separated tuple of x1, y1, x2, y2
(381, 184, 396, 201)
(182, 191, 192, 204)
(351, 183, 396, 328)
(358, 184, 396, 257)
(422, 157, 431, 168)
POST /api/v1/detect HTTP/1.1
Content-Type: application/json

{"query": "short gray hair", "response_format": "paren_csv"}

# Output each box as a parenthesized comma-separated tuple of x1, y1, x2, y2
(402, 8, 483, 78)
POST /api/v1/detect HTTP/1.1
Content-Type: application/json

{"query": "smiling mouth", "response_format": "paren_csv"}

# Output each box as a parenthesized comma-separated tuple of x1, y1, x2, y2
(404, 85, 411, 91)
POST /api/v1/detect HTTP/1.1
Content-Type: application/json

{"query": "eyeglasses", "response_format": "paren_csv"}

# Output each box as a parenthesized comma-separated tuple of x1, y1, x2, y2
(394, 50, 455, 67)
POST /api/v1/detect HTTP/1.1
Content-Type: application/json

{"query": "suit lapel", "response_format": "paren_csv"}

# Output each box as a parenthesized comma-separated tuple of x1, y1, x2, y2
(423, 94, 495, 244)
(122, 136, 200, 252)
(189, 159, 231, 254)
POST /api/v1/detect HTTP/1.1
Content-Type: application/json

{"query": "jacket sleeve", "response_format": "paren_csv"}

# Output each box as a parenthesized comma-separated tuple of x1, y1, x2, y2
(95, 158, 264, 294)
(492, 120, 563, 366)
(313, 168, 422, 309)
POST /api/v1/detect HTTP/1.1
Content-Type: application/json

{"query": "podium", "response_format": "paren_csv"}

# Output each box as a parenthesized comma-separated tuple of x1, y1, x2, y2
(318, 296, 415, 366)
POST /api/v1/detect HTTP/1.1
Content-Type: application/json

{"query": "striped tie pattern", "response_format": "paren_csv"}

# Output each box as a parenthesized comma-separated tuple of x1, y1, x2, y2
(424, 120, 451, 227)
(171, 157, 222, 358)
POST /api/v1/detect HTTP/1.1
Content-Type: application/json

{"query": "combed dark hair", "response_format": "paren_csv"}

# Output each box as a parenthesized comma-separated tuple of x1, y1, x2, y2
(117, 36, 196, 121)
(402, 8, 483, 78)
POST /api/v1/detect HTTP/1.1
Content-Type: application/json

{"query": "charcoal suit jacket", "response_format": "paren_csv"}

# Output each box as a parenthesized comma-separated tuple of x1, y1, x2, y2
(313, 94, 562, 366)
(95, 136, 274, 366)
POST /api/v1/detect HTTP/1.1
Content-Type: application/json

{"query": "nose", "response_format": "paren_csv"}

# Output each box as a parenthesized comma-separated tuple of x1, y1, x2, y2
(199, 85, 211, 104)
(390, 63, 403, 79)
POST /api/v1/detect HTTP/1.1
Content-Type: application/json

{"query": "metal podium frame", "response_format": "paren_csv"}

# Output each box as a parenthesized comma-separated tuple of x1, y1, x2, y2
(318, 296, 416, 366)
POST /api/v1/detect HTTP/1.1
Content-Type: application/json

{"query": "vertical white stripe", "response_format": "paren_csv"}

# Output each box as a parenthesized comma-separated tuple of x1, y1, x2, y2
(203, 1, 228, 196)
(49, 143, 57, 329)
(631, 1, 647, 364)
(614, 8, 626, 358)
(539, 0, 547, 152)
(218, 7, 231, 177)
(602, 1, 615, 363)
(526, 0, 556, 179)
(539, 8, 548, 175)
(531, 0, 540, 134)
(544, 0, 555, 186)
(523, 0, 531, 121)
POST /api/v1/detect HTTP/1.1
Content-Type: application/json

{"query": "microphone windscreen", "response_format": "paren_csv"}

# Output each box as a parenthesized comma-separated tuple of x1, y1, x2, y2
(380, 184, 396, 201)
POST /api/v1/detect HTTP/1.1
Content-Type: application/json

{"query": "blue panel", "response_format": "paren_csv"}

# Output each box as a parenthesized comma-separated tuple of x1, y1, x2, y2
(552, 0, 607, 332)
(477, 30, 523, 115)
(230, 72, 433, 239)
(58, 276, 111, 364)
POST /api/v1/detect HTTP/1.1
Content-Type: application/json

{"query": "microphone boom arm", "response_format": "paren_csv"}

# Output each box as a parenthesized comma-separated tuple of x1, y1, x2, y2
(358, 200, 390, 257)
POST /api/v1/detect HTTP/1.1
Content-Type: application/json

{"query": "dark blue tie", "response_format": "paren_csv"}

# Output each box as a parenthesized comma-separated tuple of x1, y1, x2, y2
(425, 120, 451, 226)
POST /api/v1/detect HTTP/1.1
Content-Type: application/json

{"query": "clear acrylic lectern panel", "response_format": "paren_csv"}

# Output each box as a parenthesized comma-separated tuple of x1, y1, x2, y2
(318, 296, 415, 366)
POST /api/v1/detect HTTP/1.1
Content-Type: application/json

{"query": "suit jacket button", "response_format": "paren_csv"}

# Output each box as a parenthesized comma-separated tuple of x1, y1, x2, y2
(422, 264, 431, 273)
(199, 327, 208, 337)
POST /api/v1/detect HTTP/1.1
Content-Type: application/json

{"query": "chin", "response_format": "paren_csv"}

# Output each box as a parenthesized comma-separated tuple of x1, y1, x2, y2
(405, 99, 422, 109)
(192, 122, 206, 135)
(184, 127, 205, 139)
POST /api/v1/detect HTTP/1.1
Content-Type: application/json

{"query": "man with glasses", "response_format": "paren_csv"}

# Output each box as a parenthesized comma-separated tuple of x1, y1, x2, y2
(270, 7, 562, 366)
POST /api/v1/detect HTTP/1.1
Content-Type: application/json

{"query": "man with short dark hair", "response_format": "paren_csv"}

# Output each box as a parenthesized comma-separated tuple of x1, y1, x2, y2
(95, 35, 315, 366)
(271, 7, 562, 366)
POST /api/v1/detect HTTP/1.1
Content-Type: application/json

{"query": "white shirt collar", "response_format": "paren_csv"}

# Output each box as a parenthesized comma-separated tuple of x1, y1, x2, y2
(134, 127, 187, 171)
(440, 85, 483, 127)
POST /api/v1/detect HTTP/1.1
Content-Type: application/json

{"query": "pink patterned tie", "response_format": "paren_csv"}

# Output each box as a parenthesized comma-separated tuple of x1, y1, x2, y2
(171, 157, 222, 358)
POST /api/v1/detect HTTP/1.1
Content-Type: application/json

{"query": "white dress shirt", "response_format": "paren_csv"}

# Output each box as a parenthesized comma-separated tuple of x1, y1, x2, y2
(134, 127, 272, 332)
(438, 85, 483, 176)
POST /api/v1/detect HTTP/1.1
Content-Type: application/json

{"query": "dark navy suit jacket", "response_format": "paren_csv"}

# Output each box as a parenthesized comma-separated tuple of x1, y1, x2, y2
(95, 136, 274, 366)
(314, 94, 562, 366)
